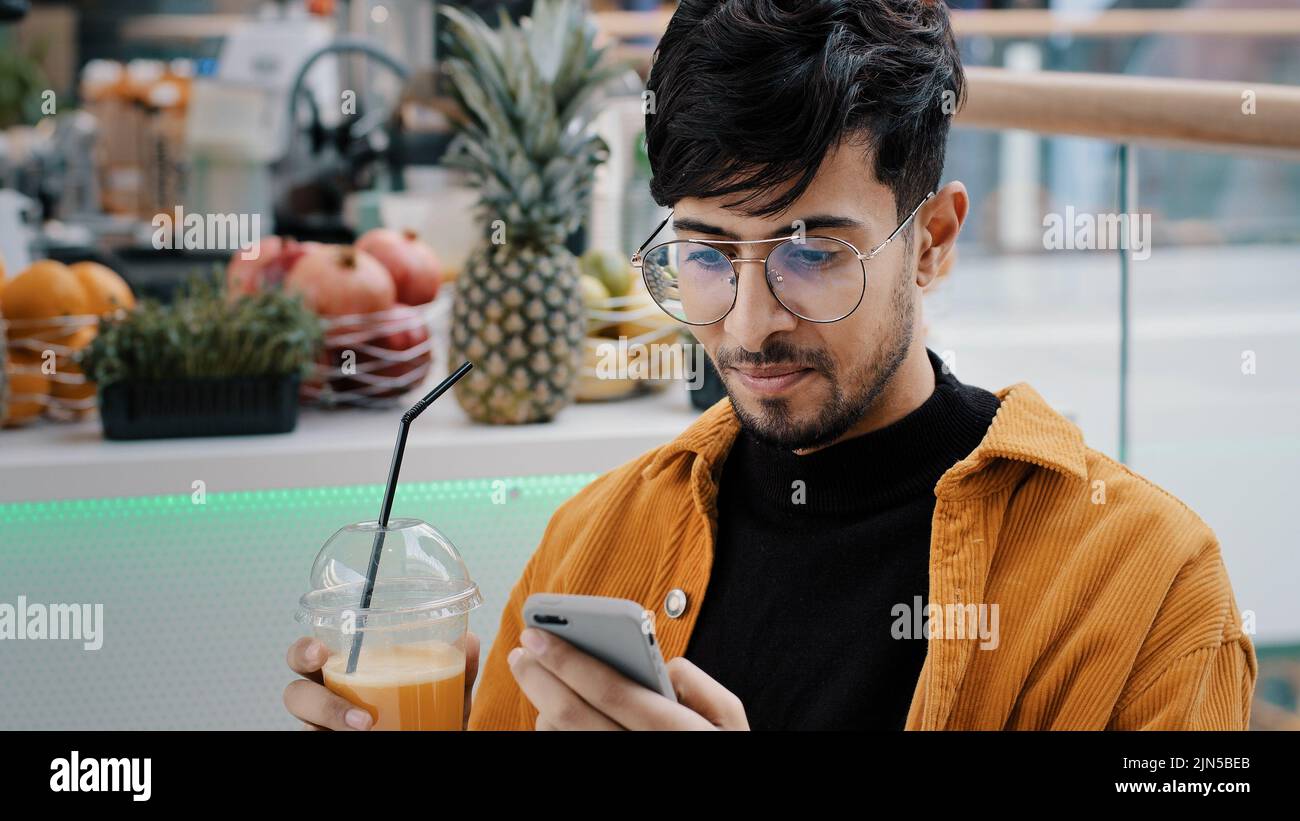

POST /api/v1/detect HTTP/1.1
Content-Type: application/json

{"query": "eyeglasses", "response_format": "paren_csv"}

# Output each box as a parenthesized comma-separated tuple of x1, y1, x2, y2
(630, 192, 934, 325)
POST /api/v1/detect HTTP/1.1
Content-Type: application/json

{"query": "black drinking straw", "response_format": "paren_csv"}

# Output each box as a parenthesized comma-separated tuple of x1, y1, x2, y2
(345, 360, 474, 674)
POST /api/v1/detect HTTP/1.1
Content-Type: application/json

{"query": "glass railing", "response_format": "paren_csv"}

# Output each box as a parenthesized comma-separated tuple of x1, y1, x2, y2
(938, 63, 1300, 728)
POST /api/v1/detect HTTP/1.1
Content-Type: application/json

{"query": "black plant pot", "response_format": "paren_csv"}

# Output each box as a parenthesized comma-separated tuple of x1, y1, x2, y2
(99, 373, 301, 441)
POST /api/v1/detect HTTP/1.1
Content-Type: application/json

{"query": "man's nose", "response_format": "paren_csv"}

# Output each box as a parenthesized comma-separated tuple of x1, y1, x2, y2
(722, 257, 797, 351)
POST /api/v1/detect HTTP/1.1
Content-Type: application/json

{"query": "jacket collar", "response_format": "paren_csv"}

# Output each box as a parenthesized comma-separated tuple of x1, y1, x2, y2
(641, 396, 739, 484)
(640, 381, 1089, 496)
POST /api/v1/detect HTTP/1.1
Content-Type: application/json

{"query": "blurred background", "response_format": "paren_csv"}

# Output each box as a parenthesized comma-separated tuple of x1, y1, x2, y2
(0, 0, 1296, 729)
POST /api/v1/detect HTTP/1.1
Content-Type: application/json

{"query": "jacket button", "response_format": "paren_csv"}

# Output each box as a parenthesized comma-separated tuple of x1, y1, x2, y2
(664, 588, 687, 618)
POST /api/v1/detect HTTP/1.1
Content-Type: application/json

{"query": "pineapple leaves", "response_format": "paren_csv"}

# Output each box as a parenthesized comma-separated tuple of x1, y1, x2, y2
(524, 0, 567, 86)
(437, 0, 619, 248)
(443, 59, 506, 144)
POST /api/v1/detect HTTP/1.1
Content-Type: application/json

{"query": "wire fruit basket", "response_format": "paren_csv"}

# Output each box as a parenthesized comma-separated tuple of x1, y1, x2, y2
(301, 295, 451, 409)
(577, 291, 684, 402)
(2, 314, 103, 424)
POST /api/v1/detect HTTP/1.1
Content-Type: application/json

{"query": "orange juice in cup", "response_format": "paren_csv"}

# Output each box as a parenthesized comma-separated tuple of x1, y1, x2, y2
(297, 518, 482, 731)
(321, 641, 466, 731)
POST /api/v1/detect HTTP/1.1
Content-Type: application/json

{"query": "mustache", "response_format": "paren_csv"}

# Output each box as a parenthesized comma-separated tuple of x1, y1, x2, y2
(713, 340, 834, 373)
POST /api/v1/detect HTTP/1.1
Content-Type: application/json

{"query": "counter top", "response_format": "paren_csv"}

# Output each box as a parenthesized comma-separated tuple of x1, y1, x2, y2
(0, 386, 704, 504)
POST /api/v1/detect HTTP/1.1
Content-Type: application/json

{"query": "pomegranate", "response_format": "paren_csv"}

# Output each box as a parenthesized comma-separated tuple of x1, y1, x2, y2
(225, 236, 318, 297)
(326, 304, 432, 399)
(369, 304, 433, 394)
(356, 228, 443, 305)
(284, 245, 396, 316)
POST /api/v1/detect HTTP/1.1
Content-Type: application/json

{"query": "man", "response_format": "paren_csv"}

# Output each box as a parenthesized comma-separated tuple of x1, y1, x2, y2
(285, 0, 1255, 730)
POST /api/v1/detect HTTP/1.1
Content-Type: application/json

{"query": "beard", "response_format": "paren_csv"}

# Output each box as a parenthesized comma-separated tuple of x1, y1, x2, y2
(716, 265, 916, 452)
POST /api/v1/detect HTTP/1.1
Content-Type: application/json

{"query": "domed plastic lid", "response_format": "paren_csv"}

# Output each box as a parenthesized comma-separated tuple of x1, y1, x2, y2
(296, 518, 482, 631)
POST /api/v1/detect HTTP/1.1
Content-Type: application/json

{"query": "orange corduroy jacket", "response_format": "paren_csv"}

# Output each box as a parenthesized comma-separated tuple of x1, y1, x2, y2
(468, 381, 1257, 730)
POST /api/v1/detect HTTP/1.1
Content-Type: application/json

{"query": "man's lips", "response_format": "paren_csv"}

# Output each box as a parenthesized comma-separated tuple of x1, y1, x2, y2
(727, 364, 815, 395)
(732, 363, 806, 377)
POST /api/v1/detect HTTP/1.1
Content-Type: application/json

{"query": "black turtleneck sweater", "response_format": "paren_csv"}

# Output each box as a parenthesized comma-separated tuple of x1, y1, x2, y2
(683, 349, 1001, 730)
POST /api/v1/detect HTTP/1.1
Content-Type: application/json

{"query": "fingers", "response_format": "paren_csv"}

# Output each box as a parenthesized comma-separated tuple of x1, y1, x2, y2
(508, 644, 622, 730)
(282, 678, 373, 731)
(286, 637, 365, 730)
(513, 628, 701, 730)
(286, 636, 328, 684)
(666, 657, 749, 730)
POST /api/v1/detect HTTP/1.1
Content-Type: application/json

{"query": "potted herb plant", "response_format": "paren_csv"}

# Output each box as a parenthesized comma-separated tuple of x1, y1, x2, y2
(79, 278, 323, 440)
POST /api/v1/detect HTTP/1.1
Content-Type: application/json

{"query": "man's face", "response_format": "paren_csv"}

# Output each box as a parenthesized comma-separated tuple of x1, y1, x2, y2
(675, 141, 919, 452)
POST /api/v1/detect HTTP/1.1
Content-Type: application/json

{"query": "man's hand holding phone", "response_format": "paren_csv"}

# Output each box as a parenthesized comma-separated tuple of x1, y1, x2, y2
(508, 626, 750, 730)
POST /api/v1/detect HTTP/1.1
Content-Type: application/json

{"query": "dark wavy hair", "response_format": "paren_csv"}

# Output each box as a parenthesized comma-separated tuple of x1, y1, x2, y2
(645, 0, 965, 221)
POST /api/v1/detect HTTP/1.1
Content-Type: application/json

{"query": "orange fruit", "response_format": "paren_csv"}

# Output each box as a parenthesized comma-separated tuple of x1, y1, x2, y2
(70, 261, 135, 316)
(10, 326, 96, 364)
(3, 350, 51, 427)
(49, 358, 97, 408)
(0, 260, 91, 344)
(47, 326, 98, 410)
(63, 325, 98, 350)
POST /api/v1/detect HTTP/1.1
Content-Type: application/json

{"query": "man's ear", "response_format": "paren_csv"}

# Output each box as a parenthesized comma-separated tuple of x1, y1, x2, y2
(914, 181, 968, 289)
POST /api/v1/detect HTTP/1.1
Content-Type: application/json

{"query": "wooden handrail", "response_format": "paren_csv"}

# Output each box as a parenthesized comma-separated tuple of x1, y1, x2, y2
(596, 10, 1300, 157)
(595, 8, 1300, 40)
(955, 67, 1300, 156)
(952, 8, 1300, 38)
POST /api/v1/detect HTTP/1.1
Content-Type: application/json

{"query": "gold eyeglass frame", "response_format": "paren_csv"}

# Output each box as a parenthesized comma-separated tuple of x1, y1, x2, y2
(630, 191, 935, 325)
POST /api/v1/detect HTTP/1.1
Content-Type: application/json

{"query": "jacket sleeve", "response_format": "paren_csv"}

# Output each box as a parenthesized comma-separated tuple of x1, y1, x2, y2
(1108, 533, 1257, 730)
(466, 499, 573, 731)
(1108, 636, 1256, 730)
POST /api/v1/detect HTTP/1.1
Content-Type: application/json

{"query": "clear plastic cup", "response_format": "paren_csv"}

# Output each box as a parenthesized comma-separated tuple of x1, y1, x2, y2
(295, 518, 482, 731)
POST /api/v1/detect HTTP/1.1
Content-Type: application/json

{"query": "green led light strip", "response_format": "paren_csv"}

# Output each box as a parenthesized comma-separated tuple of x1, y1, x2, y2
(0, 473, 599, 524)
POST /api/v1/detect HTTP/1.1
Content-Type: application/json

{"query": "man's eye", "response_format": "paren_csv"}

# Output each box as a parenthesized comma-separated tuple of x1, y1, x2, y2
(685, 249, 729, 267)
(789, 249, 835, 266)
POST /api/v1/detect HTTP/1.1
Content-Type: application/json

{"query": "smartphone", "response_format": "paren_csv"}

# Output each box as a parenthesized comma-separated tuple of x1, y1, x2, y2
(522, 593, 677, 702)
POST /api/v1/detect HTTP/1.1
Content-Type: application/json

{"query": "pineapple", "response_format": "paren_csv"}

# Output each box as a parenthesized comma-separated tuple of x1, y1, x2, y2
(438, 0, 622, 424)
